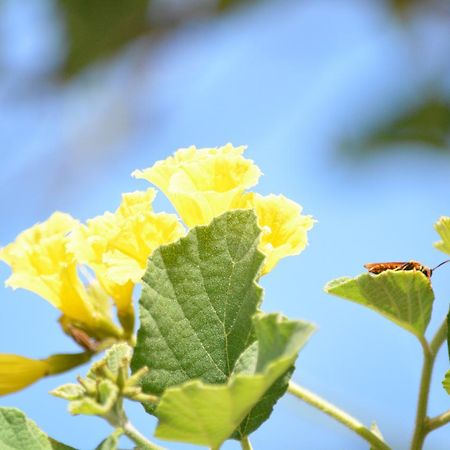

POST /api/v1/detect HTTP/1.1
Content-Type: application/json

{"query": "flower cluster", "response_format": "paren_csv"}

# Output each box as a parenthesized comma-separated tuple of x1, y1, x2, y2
(0, 144, 314, 395)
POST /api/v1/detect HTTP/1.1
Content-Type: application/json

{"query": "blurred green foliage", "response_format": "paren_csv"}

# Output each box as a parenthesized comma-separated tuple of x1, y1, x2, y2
(344, 97, 450, 156)
(363, 98, 450, 149)
(58, 0, 150, 78)
(57, 0, 259, 78)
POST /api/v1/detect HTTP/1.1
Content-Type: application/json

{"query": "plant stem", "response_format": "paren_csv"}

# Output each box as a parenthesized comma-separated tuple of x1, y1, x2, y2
(288, 381, 391, 450)
(426, 409, 450, 432)
(240, 436, 254, 450)
(410, 318, 448, 450)
(123, 420, 165, 450)
(105, 399, 165, 450)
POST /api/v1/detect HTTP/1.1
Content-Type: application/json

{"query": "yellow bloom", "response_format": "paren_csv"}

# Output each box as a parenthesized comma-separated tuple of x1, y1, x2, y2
(0, 352, 92, 396)
(235, 193, 315, 275)
(132, 144, 262, 227)
(0, 354, 48, 395)
(0, 213, 118, 335)
(70, 189, 185, 311)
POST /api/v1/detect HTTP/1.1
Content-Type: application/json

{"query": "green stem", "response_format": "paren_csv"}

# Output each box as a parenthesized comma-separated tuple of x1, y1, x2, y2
(105, 399, 165, 450)
(410, 319, 448, 450)
(240, 436, 254, 450)
(288, 381, 391, 450)
(123, 420, 165, 450)
(426, 409, 450, 432)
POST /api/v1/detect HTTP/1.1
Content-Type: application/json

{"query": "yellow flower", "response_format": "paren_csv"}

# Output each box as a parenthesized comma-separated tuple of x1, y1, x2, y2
(0, 352, 92, 396)
(235, 193, 315, 275)
(70, 189, 185, 311)
(0, 354, 49, 395)
(132, 144, 261, 227)
(0, 213, 119, 337)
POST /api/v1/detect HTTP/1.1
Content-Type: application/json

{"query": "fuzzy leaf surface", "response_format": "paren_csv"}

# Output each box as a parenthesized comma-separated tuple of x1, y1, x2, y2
(131, 210, 264, 398)
(0, 407, 75, 450)
(325, 271, 434, 338)
(154, 313, 315, 447)
(132, 210, 307, 439)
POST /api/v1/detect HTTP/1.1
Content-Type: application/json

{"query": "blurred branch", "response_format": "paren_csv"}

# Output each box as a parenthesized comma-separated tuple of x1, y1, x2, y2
(343, 96, 450, 156)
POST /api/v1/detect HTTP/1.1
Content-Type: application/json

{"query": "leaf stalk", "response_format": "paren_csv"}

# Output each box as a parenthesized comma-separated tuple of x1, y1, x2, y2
(240, 436, 254, 450)
(288, 381, 391, 450)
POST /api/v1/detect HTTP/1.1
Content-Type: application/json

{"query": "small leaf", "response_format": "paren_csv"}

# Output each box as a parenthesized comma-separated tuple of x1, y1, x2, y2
(69, 380, 118, 416)
(88, 343, 132, 378)
(442, 370, 450, 395)
(50, 384, 84, 401)
(94, 429, 123, 450)
(0, 407, 76, 450)
(154, 314, 315, 447)
(434, 216, 450, 256)
(324, 271, 434, 338)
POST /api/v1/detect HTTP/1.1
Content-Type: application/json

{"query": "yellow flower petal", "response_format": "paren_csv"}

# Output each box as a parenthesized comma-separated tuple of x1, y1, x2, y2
(0, 352, 92, 396)
(0, 354, 49, 396)
(69, 189, 185, 311)
(235, 193, 315, 275)
(133, 144, 261, 227)
(0, 212, 78, 306)
(0, 213, 117, 333)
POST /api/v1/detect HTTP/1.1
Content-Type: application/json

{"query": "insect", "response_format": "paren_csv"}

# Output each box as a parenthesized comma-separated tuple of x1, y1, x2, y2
(364, 260, 450, 279)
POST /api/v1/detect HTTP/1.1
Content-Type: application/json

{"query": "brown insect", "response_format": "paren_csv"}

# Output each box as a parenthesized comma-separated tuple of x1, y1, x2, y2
(364, 260, 450, 279)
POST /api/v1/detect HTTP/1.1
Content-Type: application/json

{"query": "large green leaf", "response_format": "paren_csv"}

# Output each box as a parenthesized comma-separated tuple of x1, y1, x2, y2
(434, 216, 450, 256)
(324, 271, 434, 338)
(131, 210, 264, 396)
(154, 313, 315, 448)
(0, 407, 76, 450)
(132, 210, 306, 440)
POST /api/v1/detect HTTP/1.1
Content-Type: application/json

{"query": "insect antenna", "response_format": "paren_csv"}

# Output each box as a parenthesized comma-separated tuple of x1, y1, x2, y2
(431, 259, 450, 274)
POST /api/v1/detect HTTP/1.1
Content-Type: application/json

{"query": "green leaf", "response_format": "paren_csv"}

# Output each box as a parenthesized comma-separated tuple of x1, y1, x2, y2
(324, 271, 434, 338)
(154, 313, 315, 447)
(131, 210, 265, 398)
(132, 210, 307, 439)
(0, 407, 76, 450)
(94, 429, 123, 450)
(57, 0, 149, 78)
(88, 343, 132, 378)
(49, 440, 77, 450)
(434, 216, 450, 256)
(442, 370, 450, 395)
(50, 384, 84, 401)
(69, 380, 119, 416)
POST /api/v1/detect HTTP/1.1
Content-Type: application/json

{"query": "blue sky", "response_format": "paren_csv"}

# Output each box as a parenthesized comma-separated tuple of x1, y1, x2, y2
(1, 0, 450, 448)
